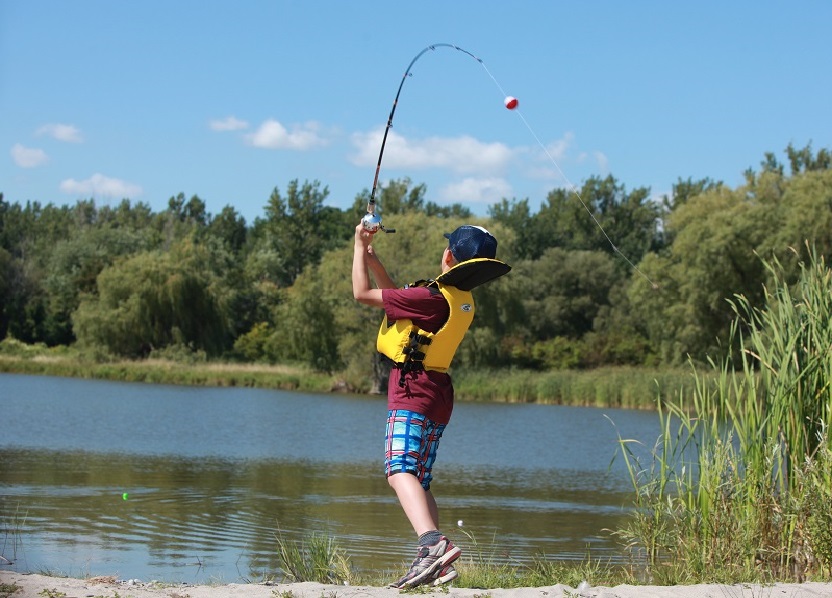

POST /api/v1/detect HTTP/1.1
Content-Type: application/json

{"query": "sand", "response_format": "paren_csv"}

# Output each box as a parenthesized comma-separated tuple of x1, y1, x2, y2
(3, 571, 832, 598)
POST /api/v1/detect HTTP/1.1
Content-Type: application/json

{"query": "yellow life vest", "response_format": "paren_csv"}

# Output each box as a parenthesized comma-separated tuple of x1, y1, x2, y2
(377, 282, 474, 373)
(376, 258, 512, 375)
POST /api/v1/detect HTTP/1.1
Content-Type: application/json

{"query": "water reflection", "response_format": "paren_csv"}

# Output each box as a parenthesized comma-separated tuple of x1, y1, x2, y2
(0, 373, 661, 582)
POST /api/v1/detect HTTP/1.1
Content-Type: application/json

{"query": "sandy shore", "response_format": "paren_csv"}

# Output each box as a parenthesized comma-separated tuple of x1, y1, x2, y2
(3, 572, 832, 598)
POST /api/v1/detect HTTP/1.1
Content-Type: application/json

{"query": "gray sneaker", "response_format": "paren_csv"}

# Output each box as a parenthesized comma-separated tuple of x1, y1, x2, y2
(390, 535, 462, 589)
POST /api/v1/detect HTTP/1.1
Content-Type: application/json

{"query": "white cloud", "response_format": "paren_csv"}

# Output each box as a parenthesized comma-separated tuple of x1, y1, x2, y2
(594, 150, 609, 172)
(59, 173, 142, 198)
(350, 128, 514, 175)
(209, 116, 249, 131)
(544, 132, 574, 161)
(11, 143, 48, 168)
(438, 177, 513, 204)
(526, 132, 607, 185)
(36, 123, 83, 143)
(246, 119, 327, 149)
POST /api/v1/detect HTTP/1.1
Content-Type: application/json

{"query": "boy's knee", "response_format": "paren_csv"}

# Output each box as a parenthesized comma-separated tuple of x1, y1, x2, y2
(387, 470, 410, 487)
(387, 470, 431, 491)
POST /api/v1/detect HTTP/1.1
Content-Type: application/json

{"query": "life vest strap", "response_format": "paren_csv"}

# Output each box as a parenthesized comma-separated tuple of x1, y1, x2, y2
(398, 331, 432, 386)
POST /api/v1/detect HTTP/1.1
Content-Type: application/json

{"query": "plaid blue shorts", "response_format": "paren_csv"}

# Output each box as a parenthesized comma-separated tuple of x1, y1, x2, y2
(385, 409, 446, 490)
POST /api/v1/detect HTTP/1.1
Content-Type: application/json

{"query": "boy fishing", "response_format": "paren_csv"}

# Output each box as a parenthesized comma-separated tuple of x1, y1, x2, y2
(352, 221, 509, 588)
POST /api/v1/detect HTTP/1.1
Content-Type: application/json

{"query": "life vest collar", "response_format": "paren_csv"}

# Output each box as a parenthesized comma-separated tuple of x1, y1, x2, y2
(434, 258, 511, 291)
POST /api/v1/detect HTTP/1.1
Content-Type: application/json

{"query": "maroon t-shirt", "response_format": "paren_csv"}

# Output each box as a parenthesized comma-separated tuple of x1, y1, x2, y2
(381, 285, 454, 424)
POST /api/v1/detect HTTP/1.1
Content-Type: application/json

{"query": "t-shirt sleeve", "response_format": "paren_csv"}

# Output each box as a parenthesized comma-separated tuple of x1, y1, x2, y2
(382, 286, 450, 333)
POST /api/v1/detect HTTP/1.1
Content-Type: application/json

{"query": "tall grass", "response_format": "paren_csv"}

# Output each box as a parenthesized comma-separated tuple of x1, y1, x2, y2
(615, 248, 832, 583)
(455, 366, 700, 409)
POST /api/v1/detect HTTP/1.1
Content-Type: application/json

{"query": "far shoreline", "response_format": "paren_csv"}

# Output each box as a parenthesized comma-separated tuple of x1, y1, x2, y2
(0, 349, 698, 411)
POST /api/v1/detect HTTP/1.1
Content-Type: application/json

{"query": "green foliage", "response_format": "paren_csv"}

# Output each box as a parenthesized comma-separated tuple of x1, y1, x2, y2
(73, 240, 233, 358)
(44, 226, 154, 344)
(270, 275, 341, 373)
(0, 335, 53, 358)
(629, 161, 832, 365)
(0, 247, 13, 338)
(251, 179, 350, 287)
(616, 249, 832, 582)
(514, 248, 619, 339)
(490, 175, 661, 263)
(233, 322, 274, 362)
(2, 146, 832, 372)
(352, 178, 473, 222)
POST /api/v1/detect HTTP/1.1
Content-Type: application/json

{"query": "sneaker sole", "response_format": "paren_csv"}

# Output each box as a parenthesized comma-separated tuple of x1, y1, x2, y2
(431, 566, 459, 586)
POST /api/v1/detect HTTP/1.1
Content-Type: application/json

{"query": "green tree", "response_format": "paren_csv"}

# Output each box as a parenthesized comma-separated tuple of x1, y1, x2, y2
(0, 247, 13, 338)
(0, 200, 79, 343)
(252, 180, 349, 286)
(269, 274, 341, 372)
(629, 183, 773, 363)
(489, 176, 661, 265)
(629, 148, 832, 364)
(488, 197, 542, 260)
(658, 177, 722, 247)
(73, 240, 232, 357)
(373, 177, 427, 215)
(349, 178, 473, 232)
(785, 141, 831, 174)
(515, 248, 619, 340)
(206, 205, 248, 254)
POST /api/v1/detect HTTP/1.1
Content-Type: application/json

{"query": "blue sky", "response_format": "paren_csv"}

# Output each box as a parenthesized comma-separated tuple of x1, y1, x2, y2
(2, 1, 830, 224)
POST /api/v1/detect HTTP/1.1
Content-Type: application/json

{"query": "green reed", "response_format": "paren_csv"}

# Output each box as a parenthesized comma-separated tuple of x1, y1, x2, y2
(615, 248, 832, 583)
(454, 366, 699, 409)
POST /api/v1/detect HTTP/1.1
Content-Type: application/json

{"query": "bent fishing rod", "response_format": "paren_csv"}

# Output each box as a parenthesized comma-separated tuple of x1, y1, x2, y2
(361, 44, 484, 235)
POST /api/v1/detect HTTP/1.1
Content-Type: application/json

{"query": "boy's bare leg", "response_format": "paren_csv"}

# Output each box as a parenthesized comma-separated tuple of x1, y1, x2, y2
(388, 472, 439, 535)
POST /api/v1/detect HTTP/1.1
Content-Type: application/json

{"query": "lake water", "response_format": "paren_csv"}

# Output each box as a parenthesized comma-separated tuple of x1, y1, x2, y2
(0, 373, 661, 583)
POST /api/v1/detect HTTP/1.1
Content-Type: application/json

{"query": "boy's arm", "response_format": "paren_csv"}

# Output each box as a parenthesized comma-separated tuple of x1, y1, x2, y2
(352, 223, 394, 308)
(367, 245, 397, 290)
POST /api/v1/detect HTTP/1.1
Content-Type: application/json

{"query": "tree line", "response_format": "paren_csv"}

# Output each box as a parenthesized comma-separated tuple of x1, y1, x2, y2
(1, 143, 830, 387)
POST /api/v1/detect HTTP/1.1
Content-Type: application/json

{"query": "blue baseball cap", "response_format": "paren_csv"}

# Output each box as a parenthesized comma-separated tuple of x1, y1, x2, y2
(444, 225, 498, 262)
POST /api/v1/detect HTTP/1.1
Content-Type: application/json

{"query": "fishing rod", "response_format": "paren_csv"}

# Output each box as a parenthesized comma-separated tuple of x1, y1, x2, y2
(360, 43, 657, 287)
(361, 44, 486, 234)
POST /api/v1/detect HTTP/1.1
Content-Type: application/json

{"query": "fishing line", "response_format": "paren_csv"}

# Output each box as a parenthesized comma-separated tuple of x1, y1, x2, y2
(364, 43, 658, 288)
(508, 105, 659, 288)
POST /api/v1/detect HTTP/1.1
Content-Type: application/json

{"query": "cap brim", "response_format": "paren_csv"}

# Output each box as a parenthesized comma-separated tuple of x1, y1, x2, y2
(443, 232, 452, 239)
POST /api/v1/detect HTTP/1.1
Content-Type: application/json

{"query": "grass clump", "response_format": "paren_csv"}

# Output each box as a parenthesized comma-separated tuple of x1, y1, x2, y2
(614, 247, 832, 584)
(275, 529, 354, 585)
(0, 583, 21, 598)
